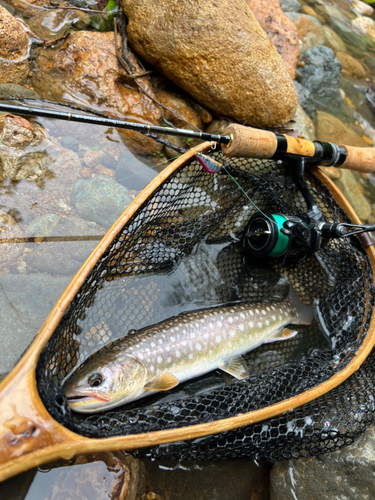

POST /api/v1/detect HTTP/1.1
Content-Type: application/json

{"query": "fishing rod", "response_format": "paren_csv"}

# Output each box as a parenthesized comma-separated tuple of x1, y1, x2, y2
(1, 102, 375, 260)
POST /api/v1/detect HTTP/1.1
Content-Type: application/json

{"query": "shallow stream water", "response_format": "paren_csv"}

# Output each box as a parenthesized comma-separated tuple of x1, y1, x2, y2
(2, 0, 375, 498)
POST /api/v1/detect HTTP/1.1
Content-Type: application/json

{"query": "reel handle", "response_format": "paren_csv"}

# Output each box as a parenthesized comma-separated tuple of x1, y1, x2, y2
(221, 124, 375, 174)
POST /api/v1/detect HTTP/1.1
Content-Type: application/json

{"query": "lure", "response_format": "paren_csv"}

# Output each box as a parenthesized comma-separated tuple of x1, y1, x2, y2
(196, 153, 222, 174)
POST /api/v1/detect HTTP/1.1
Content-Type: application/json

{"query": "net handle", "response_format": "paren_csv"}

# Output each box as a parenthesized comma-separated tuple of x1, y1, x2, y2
(221, 124, 375, 173)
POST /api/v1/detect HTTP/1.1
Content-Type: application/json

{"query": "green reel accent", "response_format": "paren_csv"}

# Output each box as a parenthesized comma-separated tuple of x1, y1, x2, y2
(269, 214, 289, 257)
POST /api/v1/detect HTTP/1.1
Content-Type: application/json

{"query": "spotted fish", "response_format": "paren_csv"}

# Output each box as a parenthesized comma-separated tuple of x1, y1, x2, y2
(65, 288, 313, 413)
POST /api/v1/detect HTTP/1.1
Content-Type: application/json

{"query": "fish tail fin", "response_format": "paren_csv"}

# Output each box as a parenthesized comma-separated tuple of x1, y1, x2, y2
(287, 285, 314, 325)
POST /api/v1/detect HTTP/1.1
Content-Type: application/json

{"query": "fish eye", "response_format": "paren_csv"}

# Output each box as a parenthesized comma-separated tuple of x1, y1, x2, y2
(88, 373, 103, 387)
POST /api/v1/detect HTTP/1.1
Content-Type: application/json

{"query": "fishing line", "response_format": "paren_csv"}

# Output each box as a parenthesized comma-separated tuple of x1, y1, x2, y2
(220, 164, 277, 226)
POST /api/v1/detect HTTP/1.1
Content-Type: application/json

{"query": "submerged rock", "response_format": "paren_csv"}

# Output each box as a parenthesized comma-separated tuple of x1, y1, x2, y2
(335, 51, 367, 78)
(24, 215, 103, 274)
(246, 0, 300, 79)
(322, 25, 347, 53)
(284, 104, 315, 141)
(116, 151, 157, 191)
(0, 6, 30, 85)
(0, 83, 40, 100)
(0, 274, 71, 373)
(0, 211, 24, 267)
(74, 175, 133, 228)
(0, 114, 81, 189)
(270, 424, 375, 500)
(316, 110, 369, 148)
(120, 0, 298, 128)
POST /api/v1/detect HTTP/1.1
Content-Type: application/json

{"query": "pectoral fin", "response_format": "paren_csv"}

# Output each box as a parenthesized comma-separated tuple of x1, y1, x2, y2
(144, 372, 179, 391)
(219, 355, 248, 380)
(265, 327, 298, 344)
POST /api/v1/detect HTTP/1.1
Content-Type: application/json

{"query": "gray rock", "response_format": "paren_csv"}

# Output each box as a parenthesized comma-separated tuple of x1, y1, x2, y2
(270, 424, 375, 500)
(0, 0, 14, 14)
(298, 45, 342, 110)
(293, 81, 316, 119)
(279, 0, 301, 13)
(0, 273, 71, 374)
(24, 215, 103, 275)
(116, 151, 158, 190)
(74, 175, 133, 228)
(0, 83, 40, 100)
(329, 17, 368, 52)
(60, 135, 80, 153)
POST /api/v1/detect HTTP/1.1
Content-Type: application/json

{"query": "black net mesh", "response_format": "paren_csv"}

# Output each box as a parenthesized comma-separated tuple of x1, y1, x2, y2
(36, 149, 375, 461)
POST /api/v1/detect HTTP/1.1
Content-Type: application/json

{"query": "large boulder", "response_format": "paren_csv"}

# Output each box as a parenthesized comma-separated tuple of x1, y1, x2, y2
(246, 0, 300, 79)
(120, 0, 298, 128)
(0, 6, 29, 85)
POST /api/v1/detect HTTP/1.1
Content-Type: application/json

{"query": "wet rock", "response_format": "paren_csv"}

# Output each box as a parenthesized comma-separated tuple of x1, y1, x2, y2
(335, 169, 371, 222)
(298, 46, 342, 110)
(121, 0, 298, 128)
(0, 6, 29, 85)
(0, 83, 40, 100)
(316, 110, 369, 148)
(322, 25, 347, 53)
(246, 0, 300, 79)
(285, 13, 325, 51)
(364, 54, 375, 74)
(153, 88, 202, 130)
(204, 119, 233, 135)
(351, 0, 374, 17)
(116, 151, 157, 191)
(352, 16, 375, 43)
(293, 81, 316, 118)
(279, 0, 301, 13)
(336, 51, 367, 78)
(0, 211, 25, 267)
(0, 273, 71, 373)
(270, 424, 375, 500)
(330, 18, 368, 52)
(74, 175, 132, 228)
(26, 9, 90, 40)
(4, 0, 49, 17)
(284, 104, 315, 140)
(24, 215, 103, 274)
(30, 31, 164, 156)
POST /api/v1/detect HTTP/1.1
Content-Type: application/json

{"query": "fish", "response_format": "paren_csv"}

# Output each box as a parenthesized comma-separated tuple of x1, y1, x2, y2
(64, 287, 313, 413)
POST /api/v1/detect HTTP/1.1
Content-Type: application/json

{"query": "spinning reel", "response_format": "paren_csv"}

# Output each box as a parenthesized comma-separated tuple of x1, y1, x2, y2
(243, 155, 375, 262)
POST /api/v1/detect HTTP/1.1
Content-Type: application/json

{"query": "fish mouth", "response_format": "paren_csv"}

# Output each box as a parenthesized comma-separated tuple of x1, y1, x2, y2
(66, 391, 111, 404)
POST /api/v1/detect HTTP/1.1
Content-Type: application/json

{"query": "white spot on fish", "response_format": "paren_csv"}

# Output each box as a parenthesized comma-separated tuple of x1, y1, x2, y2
(138, 353, 144, 360)
(266, 307, 270, 312)
(217, 321, 223, 328)
(266, 320, 269, 326)
(258, 322, 263, 328)
(167, 357, 172, 363)
(255, 309, 260, 314)
(157, 356, 163, 364)
(188, 353, 193, 360)
(279, 315, 282, 321)
(228, 317, 233, 324)
(209, 349, 213, 355)
(151, 342, 156, 348)
(158, 339, 163, 344)
(170, 336, 176, 342)
(239, 324, 244, 331)
(196, 343, 202, 351)
(262, 310, 266, 316)
(216, 335, 221, 343)
(229, 330, 236, 337)
(150, 365, 155, 372)
(182, 341, 187, 347)
(176, 349, 181, 358)
(166, 346, 171, 352)
(240, 338, 244, 343)
(240, 313, 245, 319)
(249, 321, 254, 328)
(272, 315, 276, 321)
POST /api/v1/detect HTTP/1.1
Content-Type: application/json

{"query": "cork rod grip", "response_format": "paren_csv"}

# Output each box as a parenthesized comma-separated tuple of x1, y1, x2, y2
(340, 145, 375, 173)
(221, 124, 277, 158)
